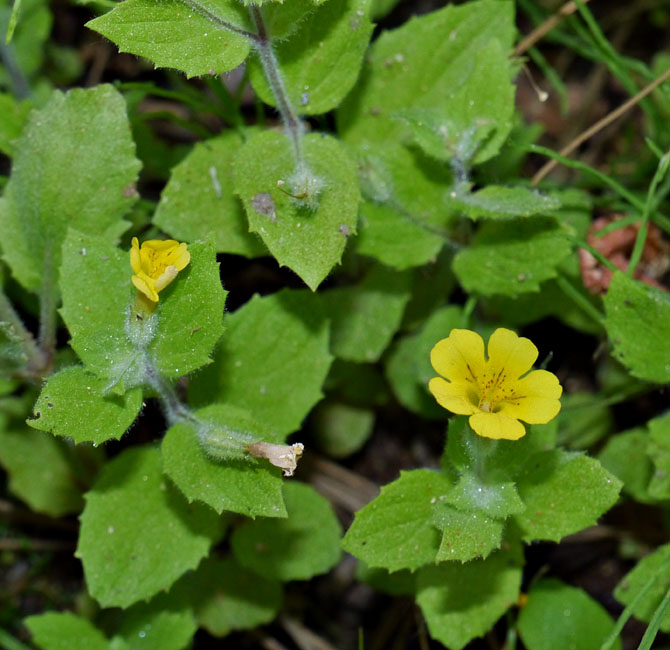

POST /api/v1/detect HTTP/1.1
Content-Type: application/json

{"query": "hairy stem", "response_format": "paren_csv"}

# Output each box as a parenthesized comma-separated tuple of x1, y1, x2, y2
(0, 287, 46, 375)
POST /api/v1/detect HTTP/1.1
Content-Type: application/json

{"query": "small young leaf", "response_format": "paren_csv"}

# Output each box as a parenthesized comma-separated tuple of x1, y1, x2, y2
(189, 289, 332, 436)
(615, 544, 670, 632)
(453, 218, 572, 296)
(26, 612, 115, 650)
(162, 404, 287, 518)
(514, 450, 621, 542)
(416, 545, 522, 650)
(518, 579, 621, 650)
(0, 85, 140, 292)
(0, 92, 30, 156)
(87, 0, 252, 78)
(325, 264, 411, 362)
(231, 481, 342, 581)
(248, 0, 373, 115)
(153, 132, 266, 258)
(310, 400, 374, 458)
(171, 556, 282, 637)
(77, 446, 223, 608)
(646, 413, 670, 500)
(0, 425, 84, 517)
(604, 272, 670, 384)
(29, 366, 142, 445)
(233, 130, 359, 290)
(342, 469, 452, 572)
(449, 185, 561, 220)
(442, 473, 525, 519)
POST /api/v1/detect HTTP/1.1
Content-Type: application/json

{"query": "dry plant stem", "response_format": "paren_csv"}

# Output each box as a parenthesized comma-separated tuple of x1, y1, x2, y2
(532, 67, 670, 186)
(514, 0, 592, 57)
(280, 616, 339, 650)
(248, 5, 305, 166)
(0, 538, 75, 552)
(0, 498, 77, 531)
(414, 607, 430, 650)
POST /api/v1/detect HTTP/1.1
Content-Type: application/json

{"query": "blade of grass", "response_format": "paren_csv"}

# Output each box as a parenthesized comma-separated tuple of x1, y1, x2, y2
(5, 0, 22, 45)
(0, 629, 31, 650)
(636, 582, 670, 650)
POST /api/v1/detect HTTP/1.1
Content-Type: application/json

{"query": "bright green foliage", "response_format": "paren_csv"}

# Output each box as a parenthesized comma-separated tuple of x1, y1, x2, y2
(442, 473, 525, 519)
(87, 0, 252, 78)
(162, 404, 287, 517)
(171, 556, 282, 637)
(311, 400, 374, 458)
(355, 200, 445, 271)
(189, 289, 332, 435)
(558, 392, 614, 448)
(339, 0, 515, 156)
(615, 544, 670, 632)
(231, 481, 342, 581)
(449, 185, 561, 220)
(0, 425, 84, 516)
(514, 450, 621, 542)
(453, 219, 573, 296)
(233, 130, 359, 290)
(432, 503, 504, 562)
(29, 366, 142, 445)
(518, 579, 621, 650)
(0, 93, 30, 155)
(604, 272, 670, 383)
(259, 0, 328, 39)
(416, 545, 523, 650)
(385, 305, 462, 419)
(77, 446, 223, 608)
(342, 469, 452, 571)
(248, 0, 373, 115)
(26, 612, 117, 650)
(0, 85, 139, 292)
(153, 132, 265, 258)
(59, 231, 141, 386)
(646, 414, 670, 499)
(325, 264, 411, 362)
(148, 242, 227, 378)
(115, 600, 196, 650)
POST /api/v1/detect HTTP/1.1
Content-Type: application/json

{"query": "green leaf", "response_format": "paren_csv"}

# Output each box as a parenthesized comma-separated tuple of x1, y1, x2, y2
(0, 425, 84, 516)
(355, 200, 445, 271)
(514, 450, 621, 542)
(604, 272, 670, 383)
(442, 473, 525, 519)
(310, 400, 374, 458)
(148, 242, 226, 379)
(115, 600, 196, 650)
(598, 428, 654, 503)
(385, 305, 463, 419)
(339, 0, 515, 157)
(26, 612, 116, 650)
(259, 0, 326, 39)
(647, 414, 670, 500)
(28, 366, 142, 445)
(615, 544, 670, 632)
(234, 130, 359, 290)
(432, 502, 504, 563)
(356, 562, 416, 596)
(518, 579, 621, 650)
(162, 404, 287, 517)
(171, 555, 282, 637)
(453, 218, 573, 296)
(0, 85, 140, 292)
(342, 469, 452, 572)
(231, 481, 341, 581)
(0, 93, 30, 156)
(153, 132, 265, 258)
(189, 289, 332, 436)
(557, 391, 614, 448)
(59, 231, 141, 385)
(449, 185, 561, 220)
(248, 0, 373, 115)
(86, 0, 252, 78)
(77, 446, 223, 608)
(416, 545, 522, 650)
(325, 264, 411, 362)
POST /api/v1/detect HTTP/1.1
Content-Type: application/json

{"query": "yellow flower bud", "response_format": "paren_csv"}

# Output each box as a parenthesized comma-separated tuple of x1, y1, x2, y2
(130, 237, 190, 302)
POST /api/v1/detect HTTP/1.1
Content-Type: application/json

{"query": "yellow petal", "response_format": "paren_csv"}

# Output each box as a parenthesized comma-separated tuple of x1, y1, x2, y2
(486, 328, 538, 381)
(132, 274, 159, 302)
(143, 239, 181, 252)
(429, 377, 479, 416)
(130, 237, 142, 275)
(153, 265, 179, 292)
(430, 329, 486, 386)
(498, 369, 562, 424)
(469, 412, 526, 440)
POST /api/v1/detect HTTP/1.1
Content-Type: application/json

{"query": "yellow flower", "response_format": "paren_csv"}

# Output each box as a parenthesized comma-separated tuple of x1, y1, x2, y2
(130, 237, 190, 302)
(428, 328, 562, 441)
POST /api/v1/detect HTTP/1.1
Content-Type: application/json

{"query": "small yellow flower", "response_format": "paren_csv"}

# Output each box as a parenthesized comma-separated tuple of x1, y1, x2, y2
(130, 237, 190, 302)
(428, 328, 562, 441)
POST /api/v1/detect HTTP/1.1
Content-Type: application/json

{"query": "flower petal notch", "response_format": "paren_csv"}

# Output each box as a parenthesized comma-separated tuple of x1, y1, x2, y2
(130, 237, 190, 302)
(428, 328, 562, 440)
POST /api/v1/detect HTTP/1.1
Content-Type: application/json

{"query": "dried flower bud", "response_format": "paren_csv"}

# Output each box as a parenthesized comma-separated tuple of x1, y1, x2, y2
(246, 441, 304, 477)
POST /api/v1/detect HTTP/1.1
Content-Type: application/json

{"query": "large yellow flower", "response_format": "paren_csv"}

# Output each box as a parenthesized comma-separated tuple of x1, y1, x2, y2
(428, 328, 562, 440)
(130, 237, 190, 303)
